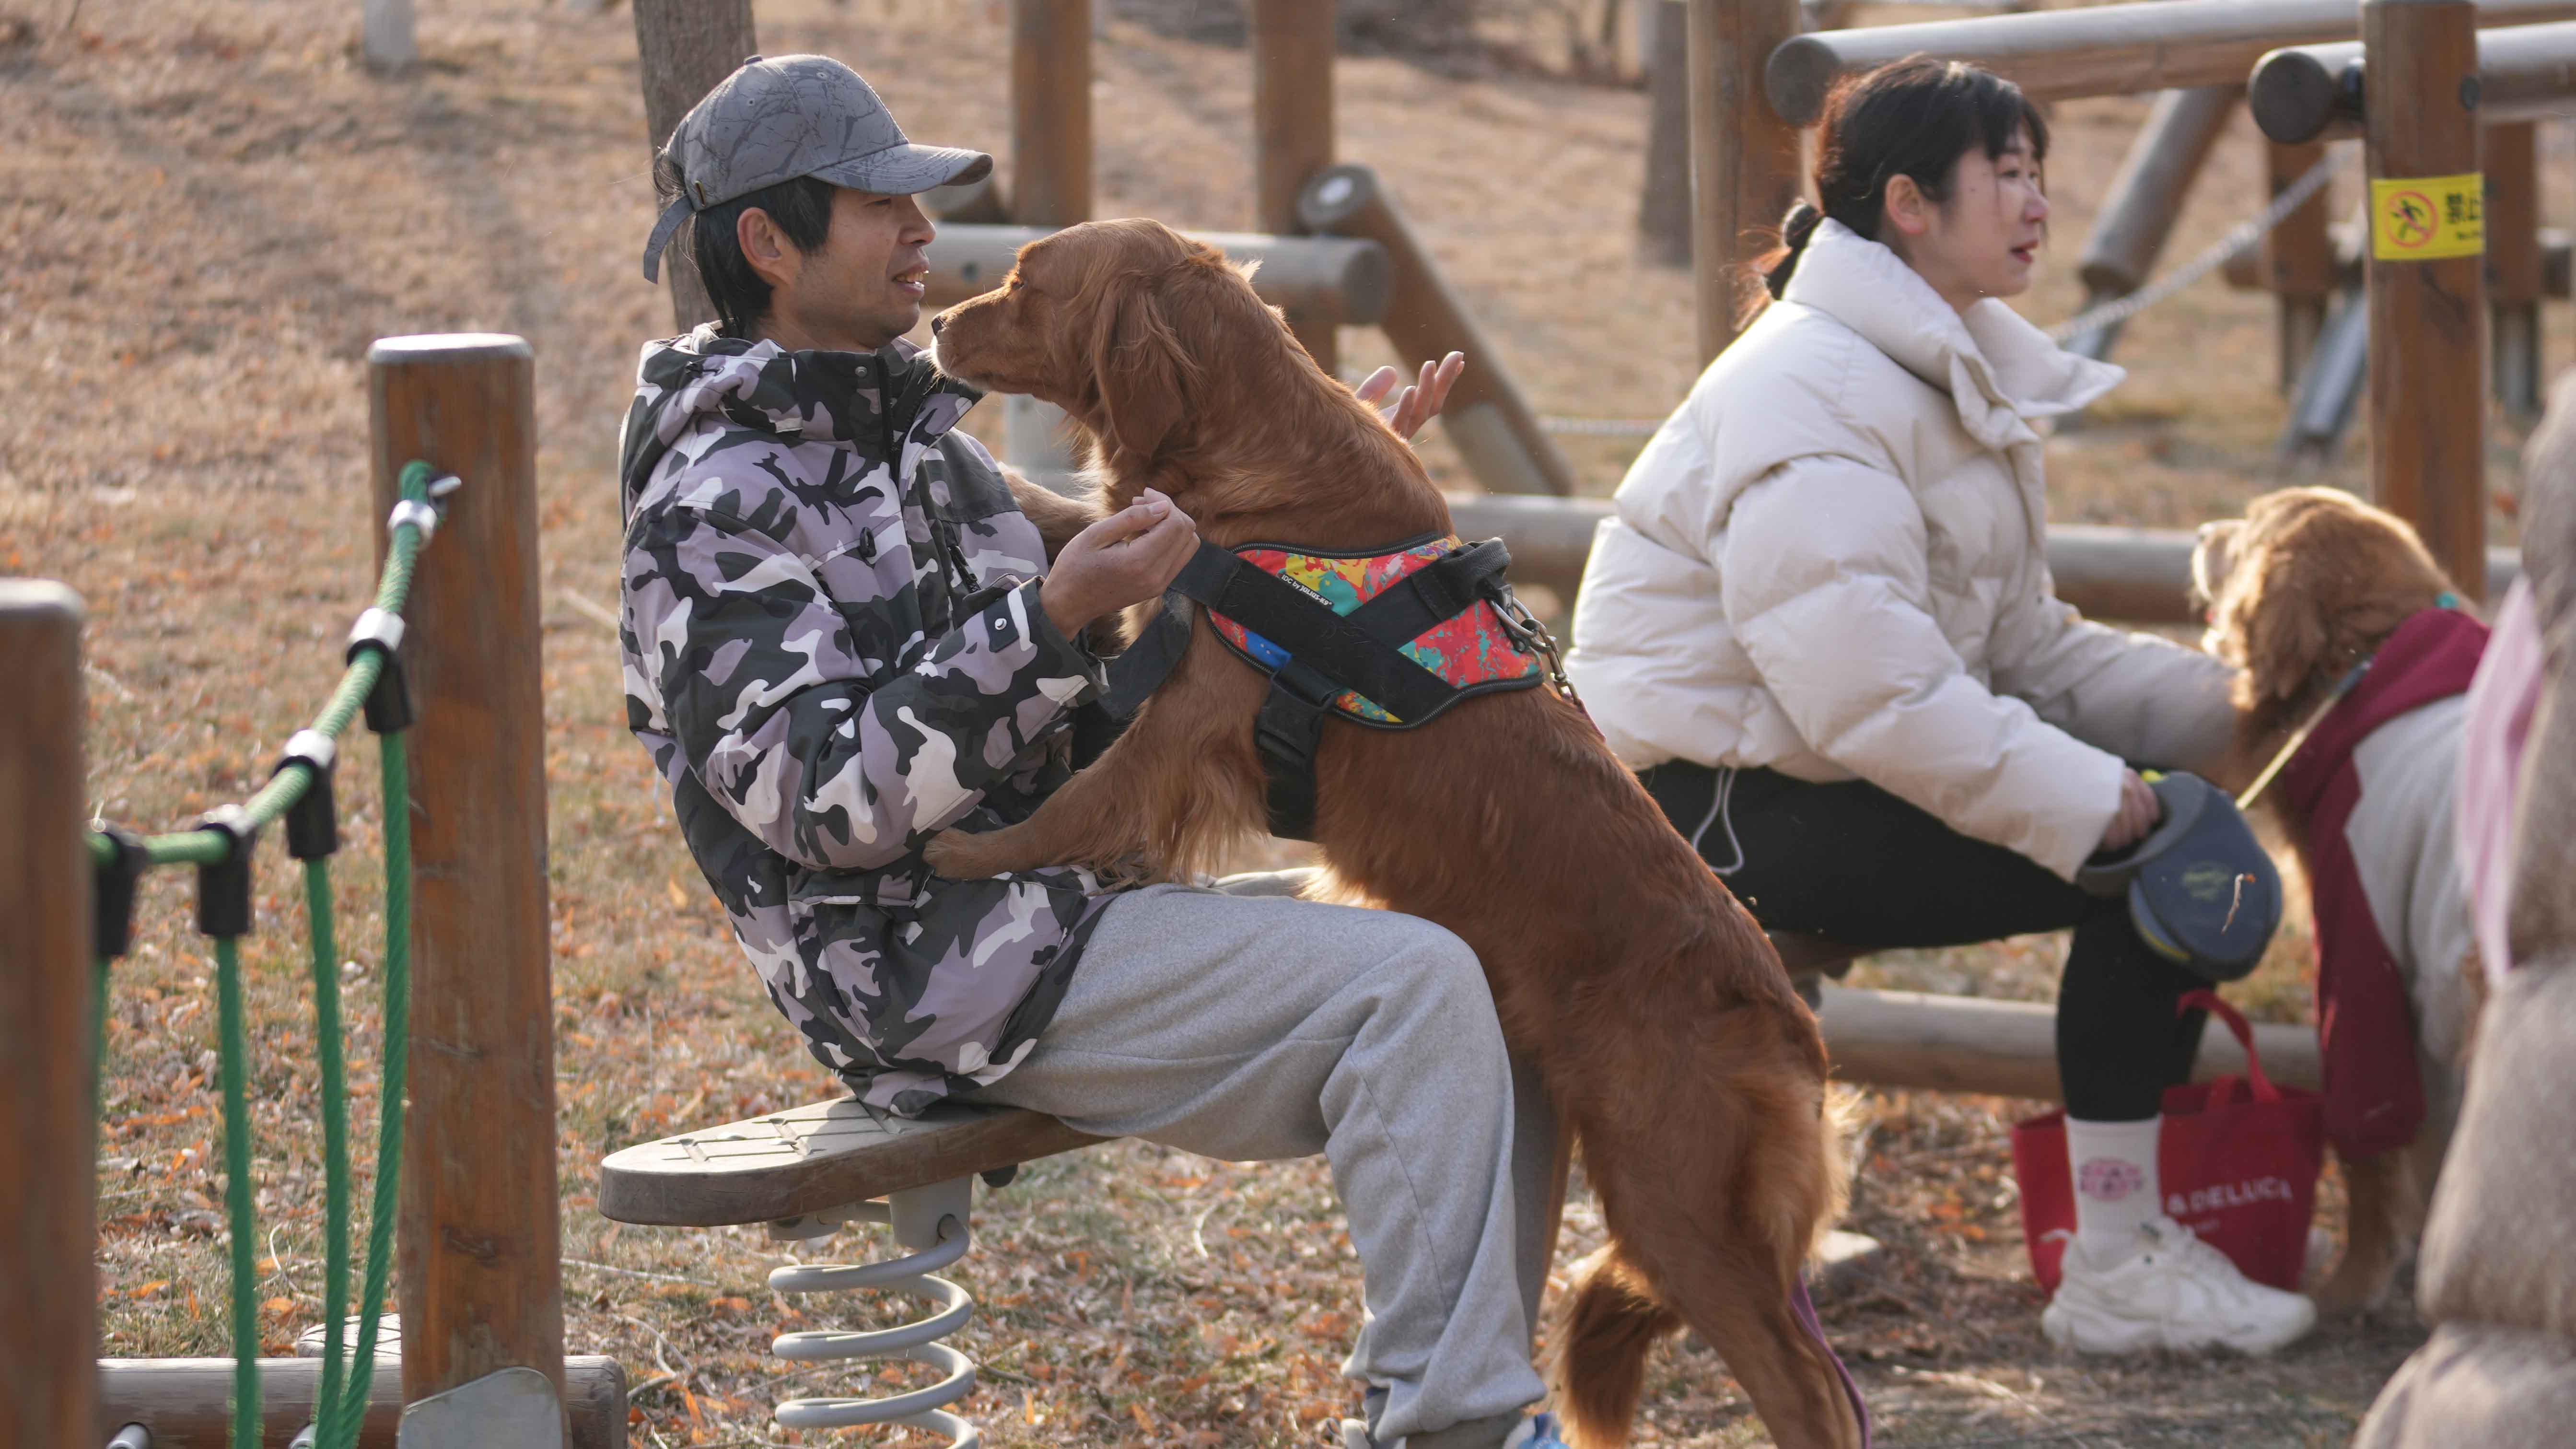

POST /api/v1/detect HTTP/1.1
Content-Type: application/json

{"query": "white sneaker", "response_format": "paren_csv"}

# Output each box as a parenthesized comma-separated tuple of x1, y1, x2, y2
(2041, 1216, 2317, 1356)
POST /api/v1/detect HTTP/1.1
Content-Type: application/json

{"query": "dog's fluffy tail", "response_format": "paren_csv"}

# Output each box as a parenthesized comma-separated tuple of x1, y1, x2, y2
(1552, 1242, 1681, 1448)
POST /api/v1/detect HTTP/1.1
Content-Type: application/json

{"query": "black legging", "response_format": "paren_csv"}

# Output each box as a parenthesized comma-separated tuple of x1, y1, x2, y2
(1642, 762, 2204, 1122)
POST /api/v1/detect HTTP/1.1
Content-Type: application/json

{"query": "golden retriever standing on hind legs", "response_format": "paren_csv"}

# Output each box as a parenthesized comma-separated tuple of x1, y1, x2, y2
(2194, 487, 2490, 1317)
(926, 218, 1867, 1448)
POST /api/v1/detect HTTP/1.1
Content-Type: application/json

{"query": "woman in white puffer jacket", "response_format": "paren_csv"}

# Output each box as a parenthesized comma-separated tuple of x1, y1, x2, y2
(1566, 58, 2315, 1356)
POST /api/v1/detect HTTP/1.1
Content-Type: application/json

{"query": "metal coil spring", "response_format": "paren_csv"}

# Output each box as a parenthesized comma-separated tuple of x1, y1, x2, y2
(766, 1177, 980, 1446)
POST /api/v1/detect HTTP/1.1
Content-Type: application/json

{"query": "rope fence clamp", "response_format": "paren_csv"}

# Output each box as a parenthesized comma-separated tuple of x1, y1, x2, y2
(92, 823, 150, 962)
(274, 728, 341, 862)
(347, 608, 415, 735)
(193, 804, 259, 940)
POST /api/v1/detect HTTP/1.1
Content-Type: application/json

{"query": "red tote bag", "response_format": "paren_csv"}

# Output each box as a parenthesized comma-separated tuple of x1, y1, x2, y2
(2010, 990, 2327, 1294)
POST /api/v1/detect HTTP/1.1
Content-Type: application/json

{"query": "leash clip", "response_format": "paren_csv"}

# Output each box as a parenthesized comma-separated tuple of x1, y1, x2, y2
(1480, 580, 1578, 705)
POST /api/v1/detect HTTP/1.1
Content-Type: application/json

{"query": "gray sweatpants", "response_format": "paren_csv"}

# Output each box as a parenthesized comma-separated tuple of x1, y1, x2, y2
(960, 871, 1555, 1448)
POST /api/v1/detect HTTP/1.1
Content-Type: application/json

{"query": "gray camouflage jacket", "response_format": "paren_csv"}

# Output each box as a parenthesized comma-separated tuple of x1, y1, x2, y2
(618, 328, 1108, 1114)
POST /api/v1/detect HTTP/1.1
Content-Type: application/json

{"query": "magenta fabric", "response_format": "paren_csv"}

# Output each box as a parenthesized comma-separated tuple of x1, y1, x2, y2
(2459, 581, 2544, 985)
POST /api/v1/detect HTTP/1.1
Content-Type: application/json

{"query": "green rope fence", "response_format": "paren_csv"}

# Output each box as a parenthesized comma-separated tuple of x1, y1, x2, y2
(88, 461, 449, 1449)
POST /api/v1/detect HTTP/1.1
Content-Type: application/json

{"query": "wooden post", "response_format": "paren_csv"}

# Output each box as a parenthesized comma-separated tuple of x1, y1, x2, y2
(1687, 0, 1803, 363)
(633, 0, 758, 333)
(0, 581, 93, 1449)
(2365, 0, 2488, 601)
(367, 336, 566, 1416)
(1011, 0, 1092, 229)
(1008, 0, 1092, 488)
(1252, 0, 1340, 372)
(361, 0, 418, 72)
(1637, 0, 1693, 269)
(2266, 139, 2337, 391)
(2489, 121, 2545, 420)
(1300, 165, 1579, 496)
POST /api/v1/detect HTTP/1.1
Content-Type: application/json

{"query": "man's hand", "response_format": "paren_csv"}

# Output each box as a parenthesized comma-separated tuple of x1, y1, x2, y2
(1356, 351, 1467, 441)
(2098, 769, 2162, 853)
(1039, 488, 1198, 639)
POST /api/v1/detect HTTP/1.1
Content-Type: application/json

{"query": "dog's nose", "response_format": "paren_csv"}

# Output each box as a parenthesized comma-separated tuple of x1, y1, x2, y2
(929, 312, 945, 337)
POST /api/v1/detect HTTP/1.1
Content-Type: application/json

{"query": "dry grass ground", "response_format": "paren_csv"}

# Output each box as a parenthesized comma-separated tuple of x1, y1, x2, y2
(6, 0, 2562, 1442)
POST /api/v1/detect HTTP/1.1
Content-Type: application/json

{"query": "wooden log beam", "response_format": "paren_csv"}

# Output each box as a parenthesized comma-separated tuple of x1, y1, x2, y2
(1817, 985, 2322, 1099)
(923, 224, 1391, 326)
(94, 1357, 628, 1449)
(1444, 494, 2527, 621)
(368, 336, 566, 1414)
(1, 581, 93, 1449)
(2077, 86, 2244, 302)
(1301, 165, 1579, 495)
(1252, 0, 1339, 370)
(2251, 18, 2576, 143)
(632, 0, 757, 333)
(1689, 0, 1803, 362)
(2366, 0, 2490, 604)
(1769, 0, 2576, 127)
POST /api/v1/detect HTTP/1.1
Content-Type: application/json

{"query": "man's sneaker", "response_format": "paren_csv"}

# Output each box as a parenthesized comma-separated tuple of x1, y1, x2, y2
(2041, 1216, 2317, 1356)
(1336, 1412, 1570, 1449)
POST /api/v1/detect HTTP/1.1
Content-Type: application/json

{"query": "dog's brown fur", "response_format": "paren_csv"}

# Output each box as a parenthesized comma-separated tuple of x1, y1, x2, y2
(931, 218, 1857, 1448)
(2192, 486, 2475, 1317)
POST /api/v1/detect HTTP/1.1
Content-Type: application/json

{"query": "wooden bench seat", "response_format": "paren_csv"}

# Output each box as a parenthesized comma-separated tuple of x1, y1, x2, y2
(596, 1098, 1107, 1228)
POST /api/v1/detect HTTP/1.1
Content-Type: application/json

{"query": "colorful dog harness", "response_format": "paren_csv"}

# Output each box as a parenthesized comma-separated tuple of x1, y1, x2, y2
(1092, 530, 1559, 840)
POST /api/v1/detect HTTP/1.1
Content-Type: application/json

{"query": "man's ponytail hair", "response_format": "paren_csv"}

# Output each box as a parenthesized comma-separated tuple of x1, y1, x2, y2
(1746, 57, 2047, 316)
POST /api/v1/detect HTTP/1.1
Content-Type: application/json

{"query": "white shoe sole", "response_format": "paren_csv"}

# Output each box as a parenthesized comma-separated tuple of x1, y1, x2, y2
(2042, 1299, 2316, 1356)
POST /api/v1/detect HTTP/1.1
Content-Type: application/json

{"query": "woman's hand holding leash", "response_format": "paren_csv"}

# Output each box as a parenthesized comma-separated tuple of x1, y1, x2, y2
(1040, 489, 1198, 639)
(1356, 351, 1467, 441)
(2099, 768, 2161, 852)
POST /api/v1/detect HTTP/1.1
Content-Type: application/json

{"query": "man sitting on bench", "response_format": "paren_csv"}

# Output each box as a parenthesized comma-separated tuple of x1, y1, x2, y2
(620, 55, 1562, 1449)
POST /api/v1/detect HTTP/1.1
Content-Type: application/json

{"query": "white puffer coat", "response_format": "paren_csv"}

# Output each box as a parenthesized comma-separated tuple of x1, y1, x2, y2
(1566, 218, 2235, 880)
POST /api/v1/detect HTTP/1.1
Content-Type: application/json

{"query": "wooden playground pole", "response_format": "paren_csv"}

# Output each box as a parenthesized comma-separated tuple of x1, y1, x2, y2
(366, 336, 567, 1415)
(1687, 0, 1802, 363)
(1011, 0, 1092, 229)
(2069, 85, 2241, 359)
(2365, 0, 2489, 601)
(2265, 139, 2337, 392)
(1252, 0, 1340, 372)
(633, 0, 758, 334)
(1299, 165, 1579, 495)
(2489, 121, 2545, 420)
(0, 581, 93, 1449)
(1008, 0, 1092, 488)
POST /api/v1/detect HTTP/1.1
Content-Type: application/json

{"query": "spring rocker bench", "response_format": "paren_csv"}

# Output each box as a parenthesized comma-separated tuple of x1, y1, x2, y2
(597, 1098, 1107, 1443)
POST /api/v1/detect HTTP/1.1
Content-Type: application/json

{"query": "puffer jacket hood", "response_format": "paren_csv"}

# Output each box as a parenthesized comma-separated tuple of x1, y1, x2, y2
(1567, 219, 2233, 879)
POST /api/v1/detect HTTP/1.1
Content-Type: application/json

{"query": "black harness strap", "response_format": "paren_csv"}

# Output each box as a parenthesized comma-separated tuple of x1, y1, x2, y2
(1340, 538, 1513, 653)
(1079, 536, 1529, 841)
(1168, 543, 1458, 724)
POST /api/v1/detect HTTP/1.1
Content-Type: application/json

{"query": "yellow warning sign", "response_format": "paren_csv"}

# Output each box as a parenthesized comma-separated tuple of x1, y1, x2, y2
(2371, 174, 2484, 260)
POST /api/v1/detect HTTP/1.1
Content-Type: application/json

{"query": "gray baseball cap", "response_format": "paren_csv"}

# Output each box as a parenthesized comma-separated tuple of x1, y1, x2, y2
(642, 54, 992, 282)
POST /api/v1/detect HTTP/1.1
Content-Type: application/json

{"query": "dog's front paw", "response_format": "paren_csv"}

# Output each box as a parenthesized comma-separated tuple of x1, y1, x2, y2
(925, 827, 1019, 880)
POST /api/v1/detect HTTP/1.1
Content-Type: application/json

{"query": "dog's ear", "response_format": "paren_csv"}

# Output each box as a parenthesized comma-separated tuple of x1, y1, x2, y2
(1088, 268, 1195, 463)
(2220, 506, 2338, 701)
